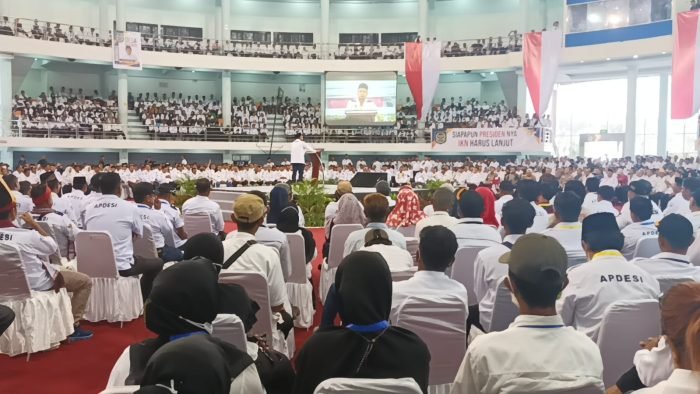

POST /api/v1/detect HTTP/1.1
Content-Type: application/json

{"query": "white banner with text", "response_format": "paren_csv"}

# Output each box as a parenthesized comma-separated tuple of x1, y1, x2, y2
(431, 127, 546, 152)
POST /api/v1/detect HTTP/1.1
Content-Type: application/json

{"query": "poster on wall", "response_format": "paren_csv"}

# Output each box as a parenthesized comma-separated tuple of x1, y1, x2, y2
(431, 128, 546, 152)
(112, 31, 142, 70)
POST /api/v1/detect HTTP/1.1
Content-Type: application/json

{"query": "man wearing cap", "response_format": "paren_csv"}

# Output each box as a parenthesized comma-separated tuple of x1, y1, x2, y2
(156, 184, 188, 247)
(360, 228, 413, 272)
(181, 178, 225, 239)
(541, 191, 586, 266)
(663, 177, 700, 217)
(621, 197, 659, 260)
(473, 198, 536, 332)
(632, 214, 700, 282)
(132, 182, 183, 262)
(557, 213, 660, 341)
(223, 194, 292, 350)
(85, 173, 163, 300)
(30, 184, 81, 259)
(617, 180, 662, 229)
(452, 234, 604, 393)
(0, 177, 94, 340)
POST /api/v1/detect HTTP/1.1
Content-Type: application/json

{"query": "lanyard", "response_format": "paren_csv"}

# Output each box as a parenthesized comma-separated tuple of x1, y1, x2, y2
(518, 325, 565, 329)
(346, 320, 390, 333)
(169, 330, 207, 342)
(593, 250, 623, 259)
(640, 220, 656, 226)
(661, 257, 690, 265)
(556, 224, 581, 230)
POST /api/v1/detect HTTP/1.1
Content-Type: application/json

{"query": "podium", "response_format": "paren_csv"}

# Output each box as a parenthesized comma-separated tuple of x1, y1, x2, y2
(311, 149, 324, 181)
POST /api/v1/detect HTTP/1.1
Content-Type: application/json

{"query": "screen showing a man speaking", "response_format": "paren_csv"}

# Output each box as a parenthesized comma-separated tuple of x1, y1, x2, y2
(325, 71, 397, 126)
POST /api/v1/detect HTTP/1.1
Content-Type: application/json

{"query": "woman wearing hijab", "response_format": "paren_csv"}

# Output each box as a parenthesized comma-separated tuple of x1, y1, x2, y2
(386, 186, 425, 231)
(106, 260, 264, 393)
(475, 186, 499, 227)
(294, 251, 430, 394)
(323, 193, 366, 258)
(277, 206, 316, 264)
(268, 185, 289, 225)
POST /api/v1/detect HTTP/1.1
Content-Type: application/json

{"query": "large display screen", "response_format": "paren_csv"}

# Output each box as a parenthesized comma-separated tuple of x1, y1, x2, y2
(325, 71, 397, 126)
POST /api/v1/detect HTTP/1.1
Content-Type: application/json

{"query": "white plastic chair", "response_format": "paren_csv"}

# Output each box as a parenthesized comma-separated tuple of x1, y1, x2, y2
(395, 295, 467, 393)
(596, 299, 661, 388)
(391, 268, 417, 282)
(75, 231, 143, 323)
(633, 236, 660, 259)
(449, 247, 485, 307)
(286, 233, 313, 328)
(405, 236, 419, 264)
(0, 243, 73, 358)
(313, 378, 423, 394)
(98, 387, 139, 394)
(34, 221, 65, 263)
(133, 224, 158, 260)
(219, 271, 294, 358)
(489, 277, 519, 332)
(658, 276, 695, 295)
(212, 313, 248, 352)
(183, 213, 213, 237)
(320, 224, 363, 305)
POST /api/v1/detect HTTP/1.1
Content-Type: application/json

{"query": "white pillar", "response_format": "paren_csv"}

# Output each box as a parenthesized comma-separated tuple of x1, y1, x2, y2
(215, 6, 222, 42)
(624, 65, 638, 157)
(222, 0, 231, 43)
(320, 0, 329, 46)
(657, 72, 669, 156)
(0, 55, 12, 137)
(519, 0, 530, 33)
(99, 0, 109, 36)
(320, 73, 326, 125)
(116, 0, 126, 31)
(418, 0, 428, 40)
(516, 72, 527, 117)
(118, 70, 128, 133)
(222, 71, 231, 127)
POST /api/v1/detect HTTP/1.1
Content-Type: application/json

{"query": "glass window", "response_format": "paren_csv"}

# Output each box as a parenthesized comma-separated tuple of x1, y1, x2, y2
(567, 0, 671, 34)
(635, 76, 659, 155)
(666, 76, 698, 156)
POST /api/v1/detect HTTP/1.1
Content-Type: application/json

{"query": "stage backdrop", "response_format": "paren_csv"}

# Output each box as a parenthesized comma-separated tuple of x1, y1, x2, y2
(431, 128, 545, 152)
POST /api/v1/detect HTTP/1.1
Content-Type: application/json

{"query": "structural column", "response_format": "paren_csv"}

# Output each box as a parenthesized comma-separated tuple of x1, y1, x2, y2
(418, 0, 428, 40)
(320, 73, 326, 124)
(222, 71, 232, 127)
(320, 0, 330, 51)
(222, 0, 231, 44)
(516, 72, 527, 117)
(0, 55, 13, 138)
(118, 70, 128, 133)
(115, 0, 126, 31)
(657, 72, 669, 156)
(99, 0, 109, 37)
(623, 65, 638, 157)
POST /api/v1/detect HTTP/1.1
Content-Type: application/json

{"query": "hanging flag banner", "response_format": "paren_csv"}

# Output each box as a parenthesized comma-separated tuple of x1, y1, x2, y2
(672, 10, 700, 119)
(405, 41, 441, 120)
(523, 30, 562, 116)
(431, 128, 546, 152)
(112, 31, 142, 70)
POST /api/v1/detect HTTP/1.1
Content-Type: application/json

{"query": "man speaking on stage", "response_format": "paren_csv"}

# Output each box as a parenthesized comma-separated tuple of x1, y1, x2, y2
(290, 132, 316, 182)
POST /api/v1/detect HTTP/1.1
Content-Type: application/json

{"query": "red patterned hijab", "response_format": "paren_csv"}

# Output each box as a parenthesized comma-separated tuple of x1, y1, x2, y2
(386, 186, 425, 228)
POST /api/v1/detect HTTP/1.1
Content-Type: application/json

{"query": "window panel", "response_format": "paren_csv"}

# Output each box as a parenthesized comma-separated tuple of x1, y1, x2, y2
(635, 76, 659, 155)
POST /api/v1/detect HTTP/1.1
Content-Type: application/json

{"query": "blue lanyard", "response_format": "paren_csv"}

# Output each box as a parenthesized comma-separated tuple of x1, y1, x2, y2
(640, 220, 655, 226)
(169, 331, 207, 341)
(136, 204, 150, 209)
(518, 325, 565, 329)
(346, 320, 390, 333)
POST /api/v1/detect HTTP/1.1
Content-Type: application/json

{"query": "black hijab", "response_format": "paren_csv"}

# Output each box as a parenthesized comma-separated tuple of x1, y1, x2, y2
(135, 334, 253, 394)
(276, 206, 300, 233)
(292, 251, 431, 394)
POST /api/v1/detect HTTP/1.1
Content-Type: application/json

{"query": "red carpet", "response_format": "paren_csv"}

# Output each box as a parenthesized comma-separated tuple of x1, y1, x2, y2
(0, 225, 327, 394)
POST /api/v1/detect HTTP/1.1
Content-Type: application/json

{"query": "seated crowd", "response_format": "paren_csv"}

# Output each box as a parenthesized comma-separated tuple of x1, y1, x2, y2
(2, 153, 700, 393)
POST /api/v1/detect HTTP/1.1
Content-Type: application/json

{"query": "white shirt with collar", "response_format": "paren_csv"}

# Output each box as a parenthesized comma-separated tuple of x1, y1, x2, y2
(11, 190, 34, 216)
(230, 225, 292, 282)
(360, 244, 413, 272)
(136, 203, 175, 249)
(663, 193, 691, 217)
(290, 138, 314, 164)
(557, 250, 661, 341)
(64, 189, 86, 222)
(390, 270, 468, 323)
(414, 211, 458, 238)
(449, 217, 502, 249)
(632, 252, 700, 282)
(32, 210, 80, 258)
(343, 223, 407, 257)
(618, 199, 662, 229)
(527, 202, 550, 233)
(689, 211, 700, 232)
(182, 195, 225, 234)
(84, 194, 144, 271)
(157, 199, 185, 247)
(583, 199, 618, 217)
(635, 369, 700, 394)
(451, 314, 604, 394)
(494, 194, 513, 219)
(52, 192, 78, 225)
(581, 192, 599, 215)
(221, 231, 288, 309)
(0, 227, 59, 291)
(473, 234, 522, 331)
(621, 220, 659, 260)
(541, 222, 586, 264)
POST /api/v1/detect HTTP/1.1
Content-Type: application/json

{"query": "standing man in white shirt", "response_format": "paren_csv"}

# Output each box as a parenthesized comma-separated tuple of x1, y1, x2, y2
(290, 132, 315, 183)
(452, 234, 604, 394)
(473, 198, 535, 332)
(557, 213, 661, 341)
(414, 187, 458, 237)
(84, 173, 162, 300)
(621, 197, 659, 259)
(181, 178, 225, 239)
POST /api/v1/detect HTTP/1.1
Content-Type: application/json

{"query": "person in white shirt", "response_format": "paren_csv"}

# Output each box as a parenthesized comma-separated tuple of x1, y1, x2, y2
(29, 184, 80, 260)
(360, 228, 413, 273)
(633, 214, 700, 283)
(581, 177, 602, 215)
(391, 225, 468, 322)
(343, 193, 407, 256)
(324, 181, 354, 223)
(133, 183, 183, 262)
(494, 180, 514, 220)
(3, 174, 34, 221)
(583, 185, 618, 217)
(557, 213, 661, 341)
(664, 177, 700, 217)
(618, 180, 662, 229)
(84, 173, 162, 300)
(156, 185, 188, 247)
(182, 178, 225, 239)
(516, 179, 550, 233)
(414, 187, 458, 237)
(473, 198, 535, 332)
(290, 132, 315, 183)
(600, 168, 619, 188)
(542, 191, 586, 267)
(621, 197, 659, 260)
(64, 176, 88, 227)
(449, 190, 501, 248)
(452, 233, 604, 394)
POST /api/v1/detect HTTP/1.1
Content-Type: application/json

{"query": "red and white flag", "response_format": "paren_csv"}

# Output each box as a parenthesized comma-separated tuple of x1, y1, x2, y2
(523, 30, 563, 116)
(672, 10, 700, 119)
(405, 41, 441, 121)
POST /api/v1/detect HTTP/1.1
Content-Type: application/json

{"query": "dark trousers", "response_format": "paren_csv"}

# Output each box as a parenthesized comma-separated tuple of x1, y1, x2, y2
(291, 163, 304, 183)
(0, 305, 15, 336)
(320, 285, 340, 328)
(159, 244, 184, 262)
(119, 255, 164, 300)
